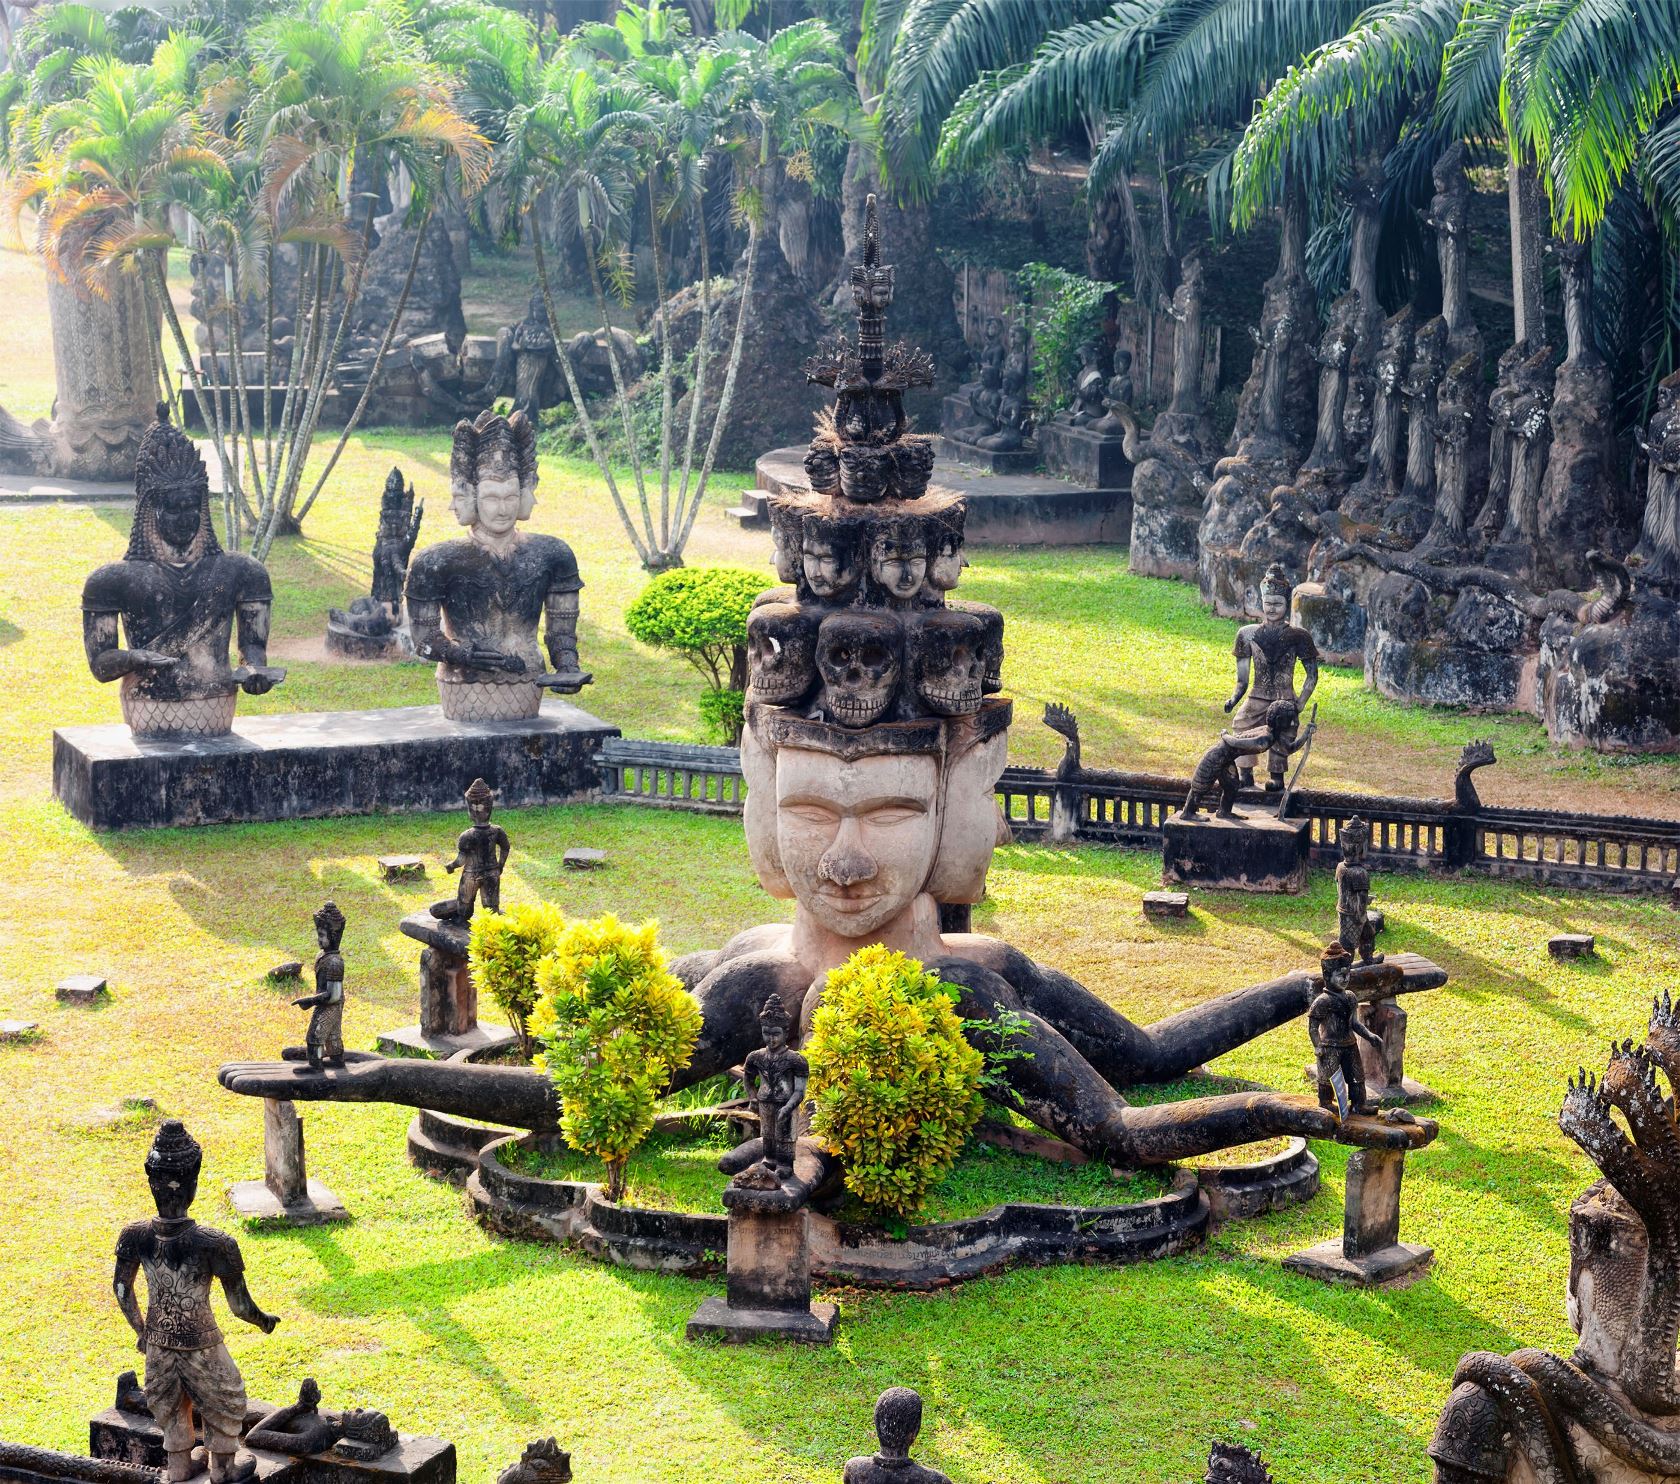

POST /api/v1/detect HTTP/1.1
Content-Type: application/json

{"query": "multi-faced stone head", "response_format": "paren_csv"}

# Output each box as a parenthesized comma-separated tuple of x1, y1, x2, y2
(816, 611, 901, 727)
(909, 610, 984, 716)
(145, 1119, 203, 1220)
(745, 601, 820, 707)
(769, 503, 805, 584)
(801, 516, 862, 603)
(451, 408, 538, 532)
(924, 509, 967, 595)
(870, 519, 928, 603)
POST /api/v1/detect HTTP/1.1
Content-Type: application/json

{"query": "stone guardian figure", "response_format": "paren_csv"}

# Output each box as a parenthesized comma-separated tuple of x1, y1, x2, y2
(112, 1121, 279, 1483)
(1224, 564, 1320, 791)
(404, 409, 590, 722)
(734, 993, 809, 1190)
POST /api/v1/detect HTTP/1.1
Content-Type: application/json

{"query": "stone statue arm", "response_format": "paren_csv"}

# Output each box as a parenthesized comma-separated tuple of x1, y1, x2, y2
(1220, 729, 1271, 759)
(219, 1051, 560, 1131)
(1224, 652, 1250, 712)
(1296, 652, 1319, 707)
(540, 589, 591, 690)
(1351, 1014, 1385, 1049)
(222, 1270, 280, 1334)
(493, 825, 511, 874)
(83, 609, 178, 681)
(291, 988, 332, 1008)
(407, 597, 525, 673)
(234, 599, 286, 695)
(782, 1060, 808, 1123)
(111, 1248, 146, 1352)
(405, 500, 424, 557)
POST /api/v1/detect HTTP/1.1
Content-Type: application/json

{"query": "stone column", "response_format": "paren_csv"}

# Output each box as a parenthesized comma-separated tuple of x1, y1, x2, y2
(382, 911, 519, 1057)
(687, 1190, 839, 1343)
(227, 1098, 349, 1224)
(1508, 153, 1547, 347)
(1283, 1139, 1434, 1285)
(1356, 998, 1435, 1104)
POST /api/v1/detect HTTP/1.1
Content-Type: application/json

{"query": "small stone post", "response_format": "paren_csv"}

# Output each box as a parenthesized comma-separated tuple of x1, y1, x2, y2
(1356, 998, 1435, 1104)
(1283, 1117, 1435, 1285)
(226, 1099, 349, 1225)
(687, 1188, 838, 1344)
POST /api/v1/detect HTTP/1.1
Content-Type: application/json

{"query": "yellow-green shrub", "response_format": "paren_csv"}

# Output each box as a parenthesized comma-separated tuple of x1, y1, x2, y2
(468, 903, 566, 1057)
(805, 945, 984, 1219)
(528, 914, 702, 1200)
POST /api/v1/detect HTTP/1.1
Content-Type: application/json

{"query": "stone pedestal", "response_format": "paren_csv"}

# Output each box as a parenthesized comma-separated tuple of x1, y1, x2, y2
(1162, 812, 1311, 893)
(228, 1097, 349, 1225)
(686, 1192, 838, 1344)
(1037, 421, 1130, 490)
(938, 434, 1040, 475)
(1357, 997, 1435, 1104)
(379, 912, 519, 1059)
(53, 700, 618, 832)
(1283, 1146, 1433, 1285)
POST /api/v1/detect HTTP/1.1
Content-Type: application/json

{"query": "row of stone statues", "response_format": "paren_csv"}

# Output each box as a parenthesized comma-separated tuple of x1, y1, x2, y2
(79, 405, 591, 740)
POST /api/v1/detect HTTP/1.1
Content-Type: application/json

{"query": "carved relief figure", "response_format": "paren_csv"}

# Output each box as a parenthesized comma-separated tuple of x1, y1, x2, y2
(1180, 702, 1307, 820)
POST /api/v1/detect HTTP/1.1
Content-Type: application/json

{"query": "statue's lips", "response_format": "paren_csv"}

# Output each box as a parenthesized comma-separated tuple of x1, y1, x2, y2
(815, 885, 883, 914)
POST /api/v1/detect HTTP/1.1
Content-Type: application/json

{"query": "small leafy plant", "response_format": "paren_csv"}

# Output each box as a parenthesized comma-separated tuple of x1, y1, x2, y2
(805, 945, 985, 1219)
(529, 913, 703, 1201)
(624, 566, 763, 743)
(468, 904, 566, 1058)
(1015, 262, 1118, 413)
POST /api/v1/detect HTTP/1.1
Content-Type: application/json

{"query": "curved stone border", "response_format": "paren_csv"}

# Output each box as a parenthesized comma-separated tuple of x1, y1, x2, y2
(1191, 1137, 1319, 1223)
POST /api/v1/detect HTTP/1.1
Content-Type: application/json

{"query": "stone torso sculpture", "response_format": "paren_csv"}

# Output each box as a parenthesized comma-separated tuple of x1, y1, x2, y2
(112, 1121, 278, 1484)
(1335, 818, 1383, 965)
(292, 902, 346, 1070)
(82, 408, 285, 738)
(404, 409, 590, 722)
(1307, 944, 1381, 1116)
(435, 777, 509, 922)
(842, 1388, 952, 1484)
(1225, 565, 1320, 790)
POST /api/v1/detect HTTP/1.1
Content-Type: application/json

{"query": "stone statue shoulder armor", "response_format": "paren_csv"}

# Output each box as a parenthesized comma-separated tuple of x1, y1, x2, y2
(523, 532, 583, 596)
(115, 1217, 156, 1262)
(193, 1222, 247, 1280)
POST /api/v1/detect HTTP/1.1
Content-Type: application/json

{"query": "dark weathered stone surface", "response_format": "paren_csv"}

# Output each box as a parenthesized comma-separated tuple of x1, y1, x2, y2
(0, 1019, 39, 1042)
(937, 435, 1040, 474)
(1163, 814, 1312, 894)
(686, 1295, 839, 1344)
(1142, 890, 1190, 918)
(1193, 1137, 1319, 1224)
(1548, 932, 1596, 959)
(562, 847, 606, 870)
(53, 701, 618, 831)
(56, 974, 108, 1005)
(227, 1098, 350, 1227)
(1035, 421, 1129, 490)
(378, 856, 426, 881)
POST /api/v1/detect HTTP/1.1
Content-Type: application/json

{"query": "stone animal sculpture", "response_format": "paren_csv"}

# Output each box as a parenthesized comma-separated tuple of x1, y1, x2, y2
(1430, 994, 1680, 1482)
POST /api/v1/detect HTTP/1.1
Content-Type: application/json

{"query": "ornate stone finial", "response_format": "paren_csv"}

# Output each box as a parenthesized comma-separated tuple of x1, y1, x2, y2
(144, 1119, 202, 1181)
(497, 1439, 573, 1484)
(130, 402, 219, 562)
(758, 992, 792, 1031)
(313, 900, 346, 948)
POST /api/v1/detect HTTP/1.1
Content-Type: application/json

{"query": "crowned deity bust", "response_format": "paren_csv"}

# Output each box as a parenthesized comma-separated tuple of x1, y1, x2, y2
(404, 409, 591, 722)
(82, 406, 285, 738)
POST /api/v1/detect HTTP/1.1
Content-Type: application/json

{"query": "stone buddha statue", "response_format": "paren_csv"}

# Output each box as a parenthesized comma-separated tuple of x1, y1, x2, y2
(81, 407, 285, 738)
(404, 409, 591, 722)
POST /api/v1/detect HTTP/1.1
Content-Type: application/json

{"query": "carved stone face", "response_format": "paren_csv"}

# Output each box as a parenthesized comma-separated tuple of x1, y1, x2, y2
(1259, 591, 1288, 624)
(1322, 958, 1351, 995)
(910, 610, 983, 716)
(965, 606, 1003, 692)
(802, 524, 861, 602)
(816, 612, 901, 726)
(925, 528, 964, 593)
(474, 473, 524, 539)
(745, 602, 819, 706)
(774, 746, 940, 939)
(155, 486, 206, 555)
(770, 507, 804, 583)
(147, 1166, 198, 1221)
(871, 528, 927, 602)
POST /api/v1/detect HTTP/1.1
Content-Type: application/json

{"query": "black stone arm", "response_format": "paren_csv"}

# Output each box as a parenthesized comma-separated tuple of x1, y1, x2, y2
(234, 599, 285, 694)
(218, 1050, 560, 1130)
(223, 1272, 279, 1334)
(82, 610, 178, 682)
(1297, 655, 1319, 708)
(111, 1258, 146, 1350)
(406, 596, 479, 669)
(541, 590, 591, 690)
(1225, 654, 1250, 710)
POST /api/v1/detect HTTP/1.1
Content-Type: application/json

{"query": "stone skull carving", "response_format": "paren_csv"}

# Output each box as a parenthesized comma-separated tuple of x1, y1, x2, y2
(746, 601, 820, 707)
(815, 611, 902, 727)
(950, 601, 1004, 693)
(909, 609, 984, 716)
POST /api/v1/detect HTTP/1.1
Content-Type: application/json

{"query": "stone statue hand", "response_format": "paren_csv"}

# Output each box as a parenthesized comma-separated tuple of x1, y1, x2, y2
(1223, 695, 1239, 713)
(467, 647, 526, 674)
(536, 669, 592, 692)
(120, 648, 180, 674)
(235, 665, 287, 695)
(255, 1310, 280, 1334)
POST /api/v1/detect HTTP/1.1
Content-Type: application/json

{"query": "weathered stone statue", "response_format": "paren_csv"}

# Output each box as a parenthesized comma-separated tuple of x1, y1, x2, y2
(404, 408, 590, 721)
(842, 1388, 952, 1484)
(326, 468, 423, 659)
(1422, 142, 1482, 365)
(497, 1440, 573, 1484)
(1472, 339, 1535, 546)
(733, 994, 808, 1191)
(292, 901, 347, 1070)
(1340, 307, 1417, 524)
(975, 324, 1031, 453)
(1429, 995, 1680, 1482)
(490, 289, 562, 424)
(1224, 564, 1320, 791)
(82, 407, 285, 739)
(1154, 252, 1213, 455)
(1414, 351, 1483, 559)
(1629, 370, 1680, 588)
(1335, 817, 1382, 965)
(1062, 340, 1108, 427)
(434, 777, 509, 923)
(1180, 702, 1308, 820)
(112, 1121, 279, 1483)
(244, 1379, 345, 1457)
(1206, 1443, 1276, 1484)
(1487, 344, 1557, 579)
(1295, 290, 1362, 497)
(1385, 315, 1449, 544)
(1308, 943, 1381, 1116)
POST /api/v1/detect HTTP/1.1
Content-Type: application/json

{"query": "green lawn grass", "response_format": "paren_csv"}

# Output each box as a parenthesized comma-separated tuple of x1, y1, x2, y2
(2, 241, 1679, 1482)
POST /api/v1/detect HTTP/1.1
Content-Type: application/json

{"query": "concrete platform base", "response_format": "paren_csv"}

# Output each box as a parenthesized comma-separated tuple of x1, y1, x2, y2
(1282, 1237, 1433, 1286)
(227, 1175, 350, 1226)
(377, 1021, 519, 1059)
(1163, 811, 1311, 893)
(685, 1297, 838, 1344)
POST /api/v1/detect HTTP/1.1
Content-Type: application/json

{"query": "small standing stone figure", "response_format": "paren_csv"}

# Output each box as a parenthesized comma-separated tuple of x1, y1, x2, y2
(1224, 563, 1319, 792)
(112, 1121, 279, 1484)
(1179, 701, 1309, 821)
(734, 994, 808, 1190)
(1308, 943, 1381, 1117)
(1335, 817, 1384, 966)
(435, 777, 510, 923)
(292, 901, 347, 1069)
(370, 468, 423, 613)
(842, 1388, 952, 1484)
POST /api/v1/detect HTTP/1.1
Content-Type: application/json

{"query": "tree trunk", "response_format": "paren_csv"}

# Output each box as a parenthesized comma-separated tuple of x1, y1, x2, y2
(1509, 149, 1546, 346)
(1085, 182, 1127, 282)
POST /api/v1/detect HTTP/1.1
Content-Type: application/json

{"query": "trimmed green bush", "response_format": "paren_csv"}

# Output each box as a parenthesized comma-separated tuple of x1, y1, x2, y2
(529, 913, 703, 1200)
(468, 903, 566, 1058)
(805, 945, 985, 1219)
(624, 566, 764, 742)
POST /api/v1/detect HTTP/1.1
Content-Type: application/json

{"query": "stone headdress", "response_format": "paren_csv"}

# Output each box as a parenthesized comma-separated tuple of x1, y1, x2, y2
(758, 993, 792, 1031)
(1320, 940, 1353, 973)
(145, 1119, 203, 1181)
(1259, 562, 1292, 604)
(128, 404, 220, 563)
(464, 776, 496, 809)
(1341, 815, 1370, 852)
(451, 408, 538, 522)
(313, 900, 346, 947)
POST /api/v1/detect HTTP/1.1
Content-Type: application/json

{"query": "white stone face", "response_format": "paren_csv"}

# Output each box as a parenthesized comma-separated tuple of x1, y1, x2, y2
(474, 474, 524, 539)
(773, 747, 940, 940)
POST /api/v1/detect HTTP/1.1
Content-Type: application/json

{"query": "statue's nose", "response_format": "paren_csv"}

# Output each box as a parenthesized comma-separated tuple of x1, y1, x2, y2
(819, 823, 878, 888)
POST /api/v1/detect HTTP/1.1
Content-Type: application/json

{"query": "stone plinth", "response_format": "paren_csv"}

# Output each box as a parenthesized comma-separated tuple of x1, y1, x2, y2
(1549, 932, 1596, 959)
(687, 1190, 838, 1344)
(1142, 891, 1190, 918)
(53, 700, 618, 831)
(1356, 997, 1435, 1105)
(1037, 421, 1130, 490)
(379, 912, 519, 1059)
(56, 975, 108, 1005)
(228, 1098, 349, 1225)
(1283, 1144, 1433, 1286)
(938, 434, 1040, 475)
(1162, 812, 1311, 894)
